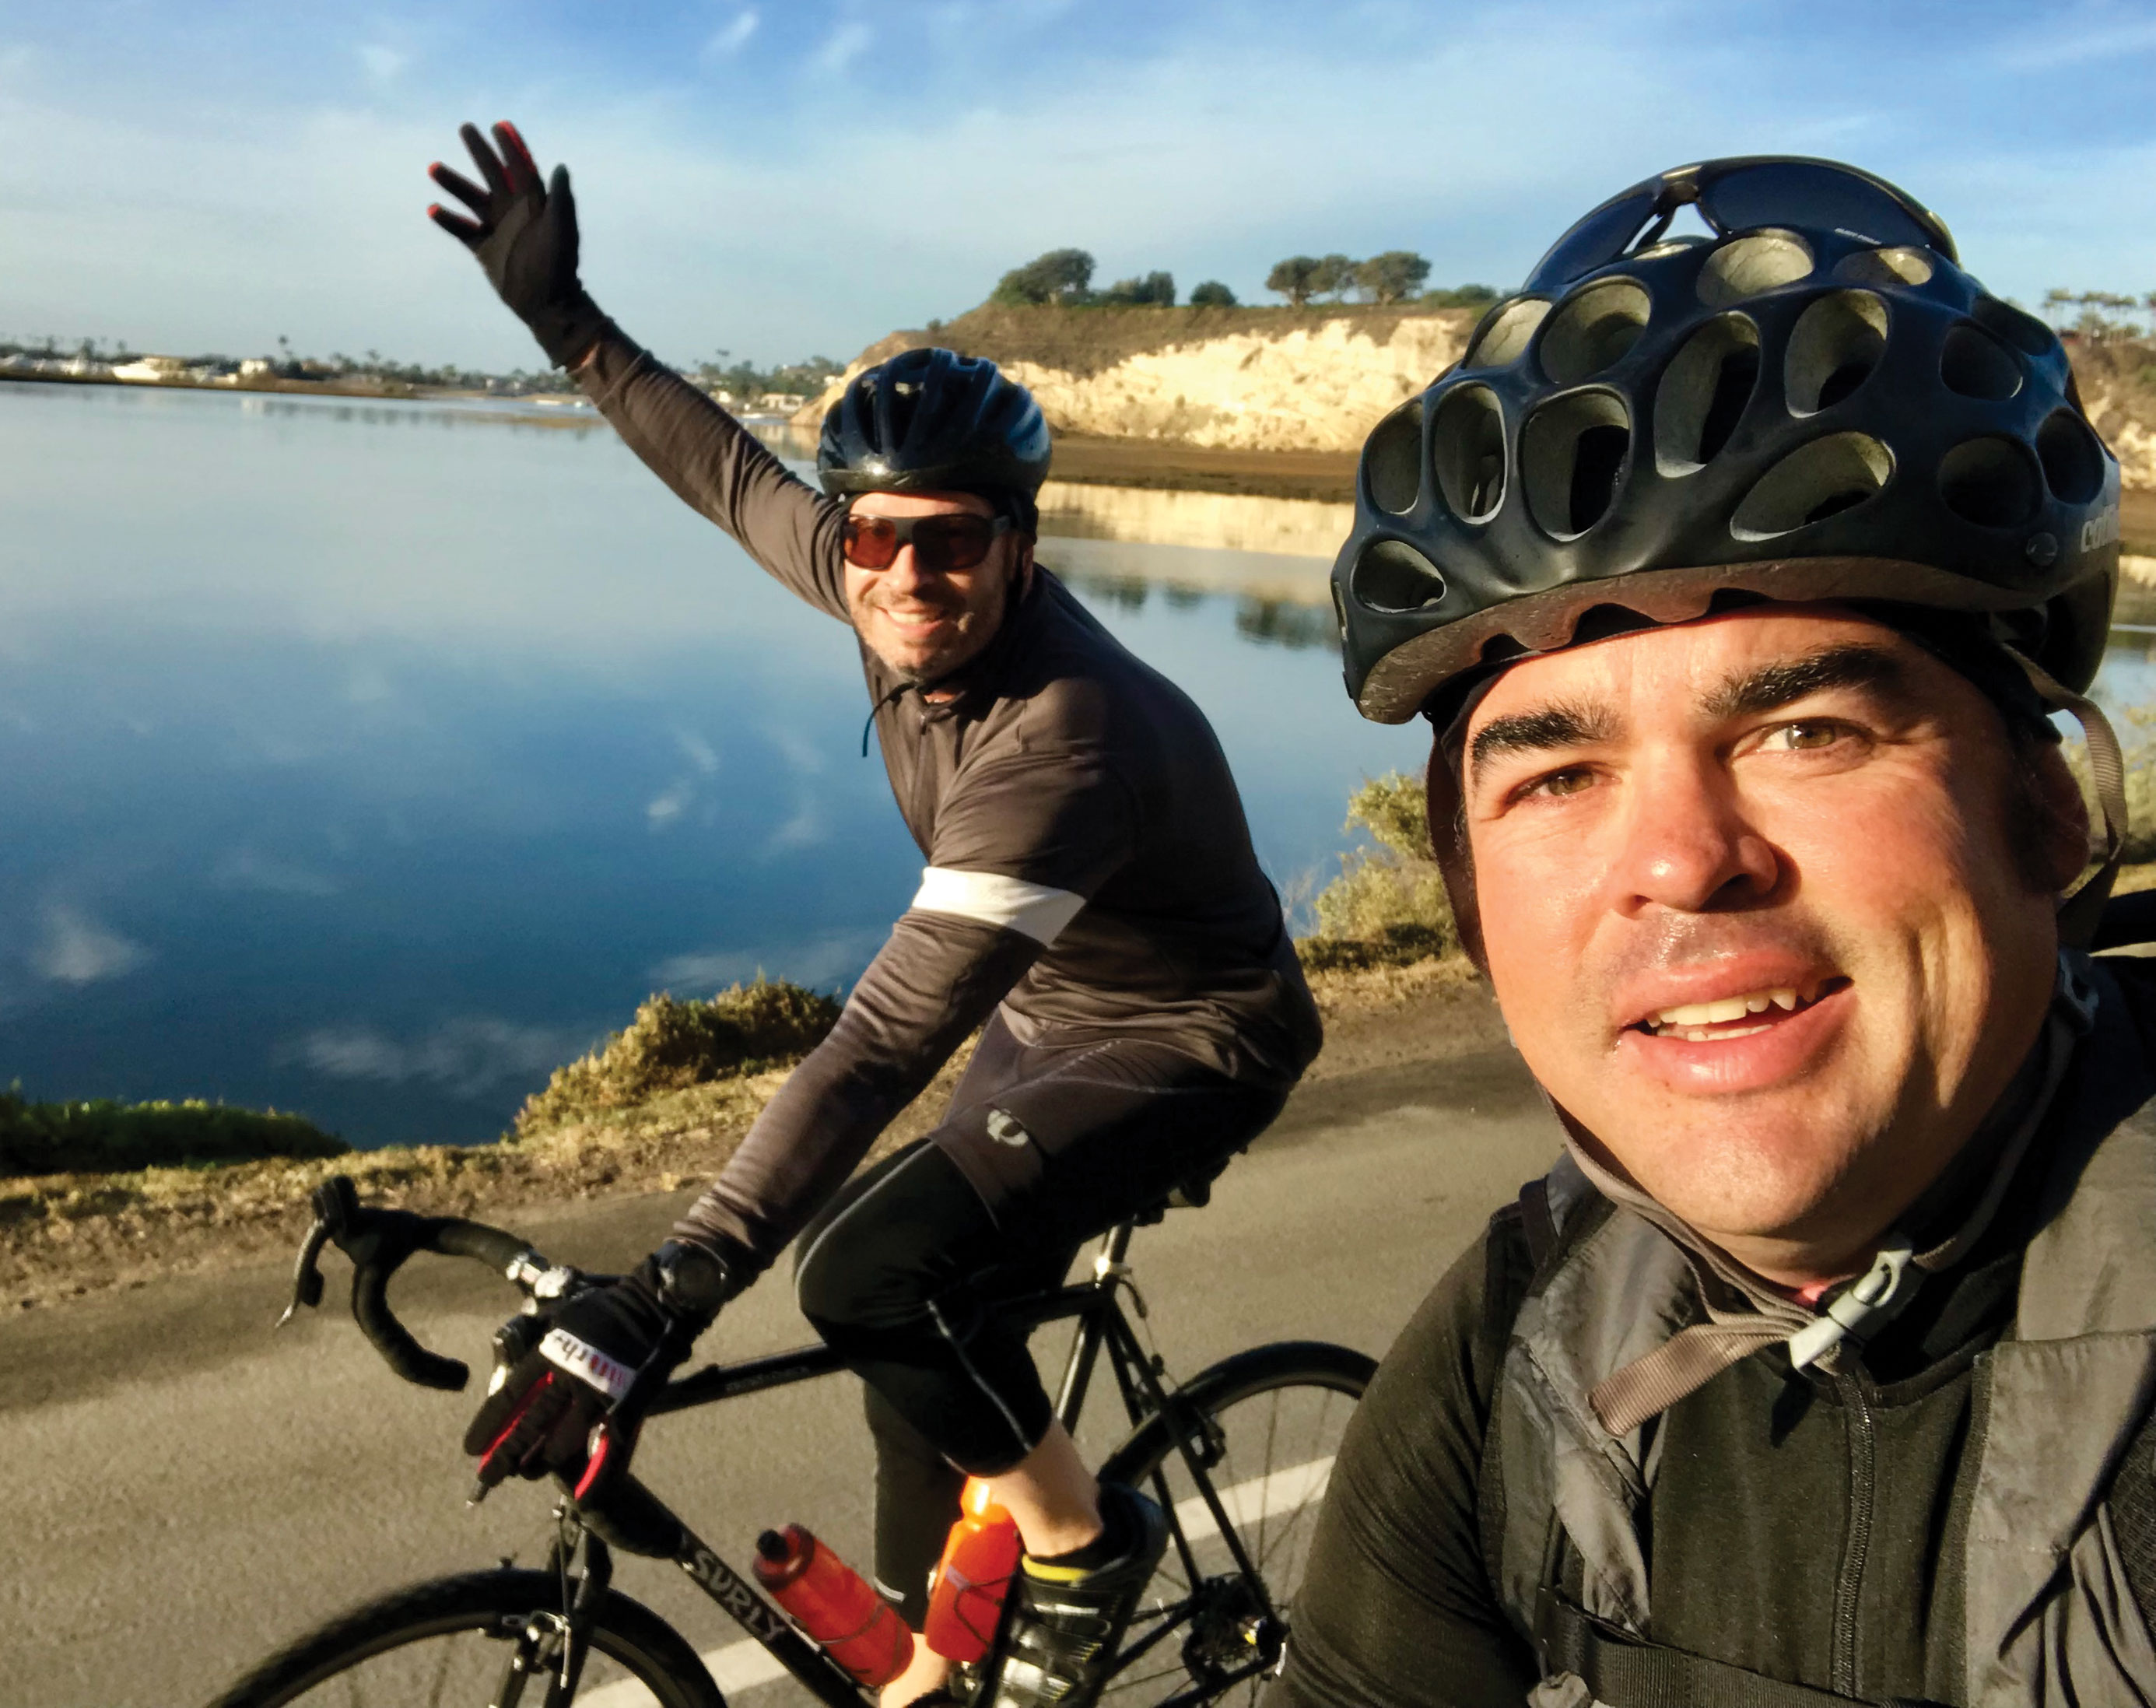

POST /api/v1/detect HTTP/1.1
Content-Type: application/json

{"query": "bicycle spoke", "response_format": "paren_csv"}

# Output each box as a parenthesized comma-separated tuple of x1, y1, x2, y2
(1099, 1356, 1366, 1704)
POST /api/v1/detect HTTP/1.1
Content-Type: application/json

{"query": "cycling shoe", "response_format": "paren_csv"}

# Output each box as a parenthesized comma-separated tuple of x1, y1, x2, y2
(984, 1482, 1168, 1706)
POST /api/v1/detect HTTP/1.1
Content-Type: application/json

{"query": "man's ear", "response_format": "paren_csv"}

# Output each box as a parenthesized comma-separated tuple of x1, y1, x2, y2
(1014, 536, 1036, 600)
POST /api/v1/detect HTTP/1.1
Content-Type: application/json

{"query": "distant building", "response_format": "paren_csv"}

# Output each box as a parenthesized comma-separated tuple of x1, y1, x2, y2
(112, 355, 190, 383)
(754, 391, 808, 414)
(238, 357, 275, 378)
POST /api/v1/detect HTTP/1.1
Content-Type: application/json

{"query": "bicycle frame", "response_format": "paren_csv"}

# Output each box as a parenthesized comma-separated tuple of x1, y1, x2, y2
(551, 1219, 1277, 1707)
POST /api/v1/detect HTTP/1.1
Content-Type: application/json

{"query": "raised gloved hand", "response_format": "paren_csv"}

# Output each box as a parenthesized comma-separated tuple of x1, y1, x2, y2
(465, 1240, 729, 1503)
(427, 121, 610, 370)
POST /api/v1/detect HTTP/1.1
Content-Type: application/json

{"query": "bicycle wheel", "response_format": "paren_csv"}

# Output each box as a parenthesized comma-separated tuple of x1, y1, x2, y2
(206, 1568, 727, 1708)
(1096, 1340, 1372, 1706)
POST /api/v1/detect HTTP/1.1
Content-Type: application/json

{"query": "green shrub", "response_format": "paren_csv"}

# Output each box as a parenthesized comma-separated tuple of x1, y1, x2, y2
(515, 979, 842, 1135)
(0, 1088, 348, 1177)
(1300, 771, 1458, 969)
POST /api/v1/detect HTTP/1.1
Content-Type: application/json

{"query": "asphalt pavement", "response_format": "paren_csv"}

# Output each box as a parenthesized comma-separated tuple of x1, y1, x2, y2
(2, 1043, 1551, 1707)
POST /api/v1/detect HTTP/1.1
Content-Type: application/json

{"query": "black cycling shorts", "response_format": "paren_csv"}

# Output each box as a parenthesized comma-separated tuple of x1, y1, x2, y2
(792, 1011, 1287, 1619)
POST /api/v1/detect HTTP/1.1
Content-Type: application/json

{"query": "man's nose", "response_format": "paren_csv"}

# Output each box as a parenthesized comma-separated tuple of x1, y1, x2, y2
(1606, 752, 1781, 916)
(881, 545, 935, 594)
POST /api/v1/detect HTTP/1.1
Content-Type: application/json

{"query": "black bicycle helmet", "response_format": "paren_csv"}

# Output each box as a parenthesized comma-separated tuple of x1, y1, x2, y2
(1334, 156, 2123, 725)
(818, 346, 1052, 513)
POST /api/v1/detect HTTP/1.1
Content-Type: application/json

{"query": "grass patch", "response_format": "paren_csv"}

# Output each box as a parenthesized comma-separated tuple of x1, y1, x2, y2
(1, 1089, 348, 1178)
(514, 980, 842, 1135)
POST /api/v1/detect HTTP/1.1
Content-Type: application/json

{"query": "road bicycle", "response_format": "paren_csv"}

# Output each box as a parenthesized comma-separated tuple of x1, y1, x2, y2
(208, 1174, 1372, 1708)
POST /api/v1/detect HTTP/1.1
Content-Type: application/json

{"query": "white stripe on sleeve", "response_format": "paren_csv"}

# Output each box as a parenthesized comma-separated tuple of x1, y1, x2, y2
(910, 867, 1087, 945)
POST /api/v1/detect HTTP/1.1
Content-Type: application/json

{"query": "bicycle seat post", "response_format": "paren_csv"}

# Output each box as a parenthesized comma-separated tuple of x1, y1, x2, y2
(1091, 1220, 1136, 1285)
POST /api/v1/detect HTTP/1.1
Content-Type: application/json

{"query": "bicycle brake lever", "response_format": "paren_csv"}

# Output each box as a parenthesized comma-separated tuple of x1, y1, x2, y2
(275, 1211, 331, 1327)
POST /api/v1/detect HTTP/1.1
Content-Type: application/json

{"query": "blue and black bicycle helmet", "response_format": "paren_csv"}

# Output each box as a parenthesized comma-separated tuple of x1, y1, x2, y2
(818, 347, 1052, 523)
(1334, 156, 2124, 725)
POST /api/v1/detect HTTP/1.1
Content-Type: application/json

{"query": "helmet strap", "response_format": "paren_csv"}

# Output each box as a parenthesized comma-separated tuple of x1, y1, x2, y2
(2016, 654, 2127, 950)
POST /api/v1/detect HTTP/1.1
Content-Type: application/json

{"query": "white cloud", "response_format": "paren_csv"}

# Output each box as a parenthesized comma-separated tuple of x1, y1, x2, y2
(296, 1016, 584, 1095)
(1989, 10, 2156, 70)
(213, 848, 342, 897)
(33, 904, 149, 984)
(676, 728, 720, 773)
(356, 44, 407, 83)
(704, 11, 759, 59)
(810, 21, 873, 75)
(650, 928, 879, 993)
(647, 784, 690, 825)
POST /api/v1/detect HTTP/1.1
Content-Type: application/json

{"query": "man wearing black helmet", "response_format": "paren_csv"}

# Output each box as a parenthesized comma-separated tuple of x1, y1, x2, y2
(426, 123, 1321, 1708)
(1270, 160, 2151, 1708)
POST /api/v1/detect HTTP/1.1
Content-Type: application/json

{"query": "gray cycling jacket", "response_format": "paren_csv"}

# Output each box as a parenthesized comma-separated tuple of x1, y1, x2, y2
(1496, 952, 2156, 1707)
(573, 335, 1321, 1284)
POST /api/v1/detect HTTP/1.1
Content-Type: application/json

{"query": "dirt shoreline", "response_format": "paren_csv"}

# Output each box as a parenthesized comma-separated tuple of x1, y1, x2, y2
(2, 959, 1495, 1313)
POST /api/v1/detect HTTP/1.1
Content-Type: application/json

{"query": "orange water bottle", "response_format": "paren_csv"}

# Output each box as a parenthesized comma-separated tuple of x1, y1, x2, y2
(752, 1524, 914, 1685)
(924, 1478, 1022, 1661)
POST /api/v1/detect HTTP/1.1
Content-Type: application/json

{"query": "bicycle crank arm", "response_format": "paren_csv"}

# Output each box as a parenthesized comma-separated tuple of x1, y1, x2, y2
(670, 1521, 870, 1706)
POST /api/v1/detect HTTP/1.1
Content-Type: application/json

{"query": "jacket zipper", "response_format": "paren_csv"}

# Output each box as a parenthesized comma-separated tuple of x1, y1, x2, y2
(1832, 1367, 1877, 1696)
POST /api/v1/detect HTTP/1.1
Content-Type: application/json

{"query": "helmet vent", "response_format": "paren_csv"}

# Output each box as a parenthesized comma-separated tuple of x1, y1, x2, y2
(1938, 437, 2041, 529)
(1351, 540, 1448, 613)
(1784, 291, 1888, 416)
(1539, 281, 1651, 385)
(1835, 246, 1935, 289)
(1697, 231, 1814, 308)
(1972, 296, 2055, 358)
(1465, 297, 1549, 368)
(1730, 432, 1892, 540)
(2037, 409, 2106, 506)
(1836, 244, 1940, 289)
(1654, 314, 1761, 475)
(1523, 391, 1632, 540)
(1432, 386, 1507, 523)
(1939, 324, 2023, 402)
(1365, 401, 1424, 515)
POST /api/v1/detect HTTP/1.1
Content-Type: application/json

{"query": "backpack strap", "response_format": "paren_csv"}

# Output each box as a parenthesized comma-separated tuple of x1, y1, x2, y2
(1534, 1590, 1937, 1708)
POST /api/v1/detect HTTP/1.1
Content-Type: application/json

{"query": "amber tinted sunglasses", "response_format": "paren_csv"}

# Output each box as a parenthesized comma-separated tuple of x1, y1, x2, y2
(841, 512, 1013, 573)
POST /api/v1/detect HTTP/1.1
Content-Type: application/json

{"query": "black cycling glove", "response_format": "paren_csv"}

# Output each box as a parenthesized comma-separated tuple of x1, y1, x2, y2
(428, 121, 611, 370)
(465, 1250, 711, 1503)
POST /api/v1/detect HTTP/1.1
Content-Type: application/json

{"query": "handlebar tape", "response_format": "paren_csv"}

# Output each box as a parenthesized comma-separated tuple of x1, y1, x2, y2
(307, 1174, 540, 1391)
(351, 1262, 469, 1392)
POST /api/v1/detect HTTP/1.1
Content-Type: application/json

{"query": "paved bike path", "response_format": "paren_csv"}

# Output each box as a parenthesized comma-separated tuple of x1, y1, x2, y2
(2, 1043, 1551, 1708)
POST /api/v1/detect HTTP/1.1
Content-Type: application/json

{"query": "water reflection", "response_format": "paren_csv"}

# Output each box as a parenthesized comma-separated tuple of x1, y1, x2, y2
(0, 381, 1418, 1146)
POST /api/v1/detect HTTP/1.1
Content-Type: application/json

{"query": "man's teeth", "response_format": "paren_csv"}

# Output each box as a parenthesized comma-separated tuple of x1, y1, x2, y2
(1649, 987, 1801, 1035)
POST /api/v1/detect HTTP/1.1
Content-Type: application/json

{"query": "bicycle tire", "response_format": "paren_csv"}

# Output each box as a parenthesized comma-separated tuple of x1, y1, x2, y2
(205, 1568, 728, 1708)
(1093, 1339, 1372, 1706)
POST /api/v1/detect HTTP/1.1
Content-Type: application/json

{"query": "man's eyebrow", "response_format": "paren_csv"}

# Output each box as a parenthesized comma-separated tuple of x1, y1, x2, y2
(1468, 703, 1614, 780)
(1703, 643, 1909, 721)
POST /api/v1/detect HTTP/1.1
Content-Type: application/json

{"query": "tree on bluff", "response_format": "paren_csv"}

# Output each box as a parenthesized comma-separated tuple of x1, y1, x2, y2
(992, 248, 1096, 306)
(1102, 271, 1176, 306)
(1309, 253, 1357, 301)
(1267, 256, 1321, 307)
(1190, 280, 1237, 307)
(1358, 251, 1432, 305)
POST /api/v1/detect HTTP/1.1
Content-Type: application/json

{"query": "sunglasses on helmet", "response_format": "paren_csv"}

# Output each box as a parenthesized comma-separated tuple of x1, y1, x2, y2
(1523, 155, 1958, 295)
(841, 511, 1014, 573)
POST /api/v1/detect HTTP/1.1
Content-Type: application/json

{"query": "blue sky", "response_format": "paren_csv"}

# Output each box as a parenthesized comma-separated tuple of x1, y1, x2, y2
(1, 0, 2152, 371)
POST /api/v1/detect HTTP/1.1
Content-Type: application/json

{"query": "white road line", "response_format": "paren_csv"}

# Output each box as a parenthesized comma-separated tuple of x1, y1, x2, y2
(1171, 1454, 1334, 1544)
(580, 1457, 1334, 1703)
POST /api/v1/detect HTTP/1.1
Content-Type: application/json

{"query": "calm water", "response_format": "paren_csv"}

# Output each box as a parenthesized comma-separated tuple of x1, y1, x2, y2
(0, 381, 1422, 1145)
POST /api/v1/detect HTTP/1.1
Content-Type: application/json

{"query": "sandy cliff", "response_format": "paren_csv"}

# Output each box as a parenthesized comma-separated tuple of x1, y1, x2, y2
(800, 307, 2156, 494)
(797, 303, 1474, 455)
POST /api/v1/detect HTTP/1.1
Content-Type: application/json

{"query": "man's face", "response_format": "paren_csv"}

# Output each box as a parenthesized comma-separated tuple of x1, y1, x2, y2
(842, 489, 1029, 684)
(1460, 606, 2078, 1282)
